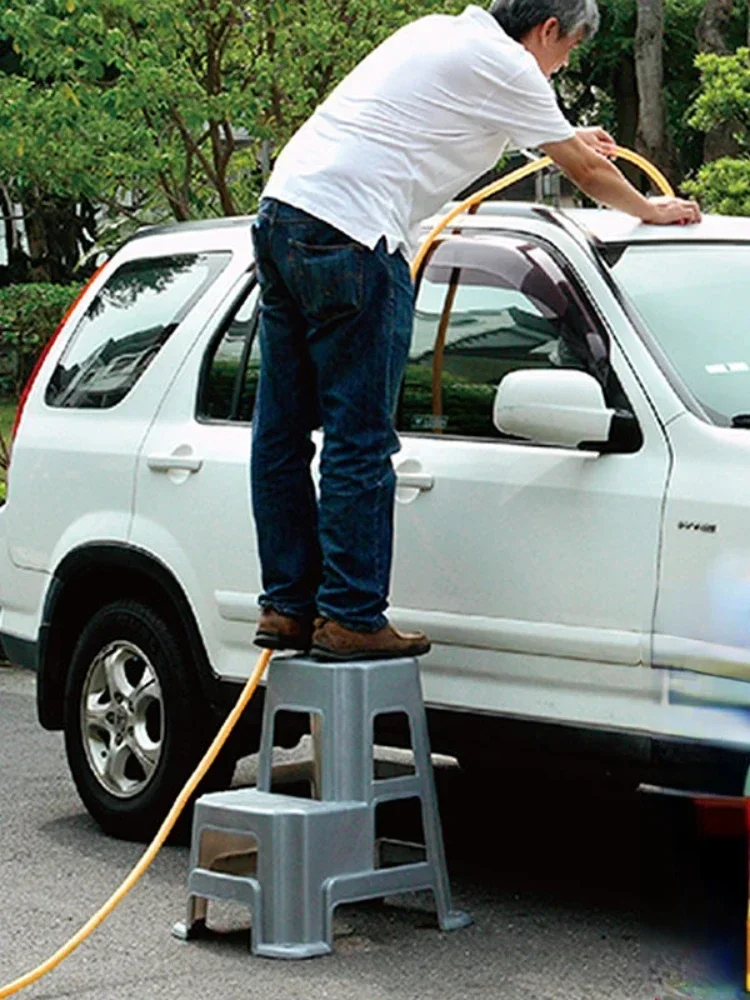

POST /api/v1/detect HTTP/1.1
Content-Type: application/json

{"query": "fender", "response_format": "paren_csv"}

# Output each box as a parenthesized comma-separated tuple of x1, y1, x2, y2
(37, 542, 258, 732)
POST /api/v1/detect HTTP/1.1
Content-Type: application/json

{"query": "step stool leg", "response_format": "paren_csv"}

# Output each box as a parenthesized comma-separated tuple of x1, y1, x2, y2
(310, 712, 323, 799)
(253, 857, 331, 959)
(409, 703, 472, 932)
(257, 702, 276, 791)
(172, 895, 208, 941)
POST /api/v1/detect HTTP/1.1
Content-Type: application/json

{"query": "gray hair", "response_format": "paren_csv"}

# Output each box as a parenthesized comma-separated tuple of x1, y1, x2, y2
(488, 0, 600, 41)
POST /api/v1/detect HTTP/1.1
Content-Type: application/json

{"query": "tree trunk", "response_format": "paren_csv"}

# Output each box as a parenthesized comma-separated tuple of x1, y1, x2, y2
(698, 0, 734, 53)
(635, 0, 678, 183)
(697, 0, 741, 160)
(22, 191, 51, 283)
(40, 198, 82, 283)
(0, 186, 17, 286)
(613, 55, 640, 186)
(18, 190, 95, 284)
(0, 185, 15, 266)
(0, 186, 30, 286)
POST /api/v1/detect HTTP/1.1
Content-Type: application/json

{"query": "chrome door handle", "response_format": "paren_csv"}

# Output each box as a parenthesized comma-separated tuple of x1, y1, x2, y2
(147, 454, 203, 473)
(396, 472, 434, 492)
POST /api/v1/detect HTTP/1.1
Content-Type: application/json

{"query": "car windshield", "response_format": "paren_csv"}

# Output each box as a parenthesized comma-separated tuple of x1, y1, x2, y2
(611, 243, 750, 425)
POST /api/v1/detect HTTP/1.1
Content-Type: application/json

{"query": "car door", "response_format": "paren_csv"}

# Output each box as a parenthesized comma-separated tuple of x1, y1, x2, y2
(389, 233, 671, 720)
(131, 279, 265, 682)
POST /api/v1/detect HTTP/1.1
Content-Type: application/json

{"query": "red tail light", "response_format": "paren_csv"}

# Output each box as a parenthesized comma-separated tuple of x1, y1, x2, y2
(10, 263, 108, 444)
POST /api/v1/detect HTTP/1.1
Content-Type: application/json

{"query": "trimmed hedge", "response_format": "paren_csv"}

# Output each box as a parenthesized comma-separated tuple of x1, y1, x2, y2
(0, 283, 83, 398)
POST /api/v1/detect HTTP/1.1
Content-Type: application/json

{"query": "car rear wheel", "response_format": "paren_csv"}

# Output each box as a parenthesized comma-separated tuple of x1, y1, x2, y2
(64, 599, 236, 841)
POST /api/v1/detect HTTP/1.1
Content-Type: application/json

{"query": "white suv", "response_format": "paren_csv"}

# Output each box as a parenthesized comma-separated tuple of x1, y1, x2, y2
(3, 204, 750, 840)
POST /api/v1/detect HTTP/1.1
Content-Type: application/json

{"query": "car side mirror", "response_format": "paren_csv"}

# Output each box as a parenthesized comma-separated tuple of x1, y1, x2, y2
(493, 369, 635, 451)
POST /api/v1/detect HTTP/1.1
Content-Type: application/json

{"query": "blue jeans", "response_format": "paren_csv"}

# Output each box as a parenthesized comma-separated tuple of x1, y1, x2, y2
(250, 198, 414, 632)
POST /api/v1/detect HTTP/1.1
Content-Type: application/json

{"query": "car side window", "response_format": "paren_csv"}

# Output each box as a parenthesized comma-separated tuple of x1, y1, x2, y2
(399, 236, 627, 439)
(46, 252, 232, 409)
(200, 283, 261, 422)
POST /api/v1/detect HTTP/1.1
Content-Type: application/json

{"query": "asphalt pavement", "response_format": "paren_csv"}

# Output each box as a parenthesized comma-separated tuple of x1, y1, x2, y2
(0, 665, 746, 1000)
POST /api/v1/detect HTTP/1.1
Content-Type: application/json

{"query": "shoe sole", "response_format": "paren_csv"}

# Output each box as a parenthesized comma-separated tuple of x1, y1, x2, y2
(254, 632, 311, 652)
(310, 643, 431, 662)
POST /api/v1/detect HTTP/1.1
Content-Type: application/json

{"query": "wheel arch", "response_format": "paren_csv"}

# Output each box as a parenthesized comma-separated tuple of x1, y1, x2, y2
(38, 543, 225, 731)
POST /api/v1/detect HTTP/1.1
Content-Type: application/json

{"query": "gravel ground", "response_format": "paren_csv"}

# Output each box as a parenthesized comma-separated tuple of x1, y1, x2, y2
(0, 665, 746, 1000)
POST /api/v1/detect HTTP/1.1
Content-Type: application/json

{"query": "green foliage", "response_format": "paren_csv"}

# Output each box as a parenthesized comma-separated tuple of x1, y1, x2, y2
(0, 283, 83, 397)
(690, 47, 750, 141)
(0, 400, 16, 504)
(568, 0, 742, 177)
(684, 157, 750, 215)
(0, 0, 464, 228)
(569, 0, 636, 85)
(4, 0, 746, 228)
(663, 0, 739, 163)
(686, 48, 750, 214)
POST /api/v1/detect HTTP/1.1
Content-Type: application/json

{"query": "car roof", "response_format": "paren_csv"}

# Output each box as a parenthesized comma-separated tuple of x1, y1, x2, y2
(564, 207, 750, 244)
(424, 203, 750, 246)
(133, 203, 750, 250)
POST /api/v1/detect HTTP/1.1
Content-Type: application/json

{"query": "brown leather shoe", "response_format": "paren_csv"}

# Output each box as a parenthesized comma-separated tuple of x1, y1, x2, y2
(254, 607, 314, 651)
(311, 618, 431, 661)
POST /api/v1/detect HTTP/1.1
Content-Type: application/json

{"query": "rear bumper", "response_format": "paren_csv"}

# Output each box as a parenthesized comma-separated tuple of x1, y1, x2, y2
(0, 505, 49, 659)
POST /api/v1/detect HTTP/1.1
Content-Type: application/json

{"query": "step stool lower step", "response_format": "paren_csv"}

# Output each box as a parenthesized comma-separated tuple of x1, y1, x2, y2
(174, 787, 470, 958)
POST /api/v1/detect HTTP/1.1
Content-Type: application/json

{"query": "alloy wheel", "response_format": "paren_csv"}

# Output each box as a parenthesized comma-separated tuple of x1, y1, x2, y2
(79, 640, 164, 799)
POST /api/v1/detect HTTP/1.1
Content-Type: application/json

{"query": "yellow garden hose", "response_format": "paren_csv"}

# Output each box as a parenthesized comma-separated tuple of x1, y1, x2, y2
(0, 649, 271, 998)
(410, 145, 674, 279)
(0, 143, 670, 998)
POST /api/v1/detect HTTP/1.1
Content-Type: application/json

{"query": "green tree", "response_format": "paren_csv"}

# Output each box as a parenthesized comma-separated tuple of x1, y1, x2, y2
(0, 0, 462, 234)
(0, 282, 82, 396)
(0, 34, 99, 284)
(685, 46, 750, 213)
(566, 0, 722, 185)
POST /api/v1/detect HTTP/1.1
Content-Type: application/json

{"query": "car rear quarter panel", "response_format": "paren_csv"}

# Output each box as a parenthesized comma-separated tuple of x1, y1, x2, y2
(5, 229, 252, 575)
(0, 506, 49, 650)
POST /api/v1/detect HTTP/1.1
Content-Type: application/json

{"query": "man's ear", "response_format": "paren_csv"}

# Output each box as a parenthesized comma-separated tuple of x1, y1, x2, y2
(540, 16, 561, 43)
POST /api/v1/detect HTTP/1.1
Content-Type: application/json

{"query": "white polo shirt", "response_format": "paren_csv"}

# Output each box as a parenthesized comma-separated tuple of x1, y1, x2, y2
(263, 4, 575, 258)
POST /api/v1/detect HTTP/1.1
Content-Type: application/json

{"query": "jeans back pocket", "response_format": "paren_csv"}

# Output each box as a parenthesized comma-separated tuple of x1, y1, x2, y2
(288, 239, 365, 326)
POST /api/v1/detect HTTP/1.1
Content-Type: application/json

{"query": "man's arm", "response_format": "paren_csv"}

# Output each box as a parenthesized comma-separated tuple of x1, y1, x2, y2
(539, 134, 701, 225)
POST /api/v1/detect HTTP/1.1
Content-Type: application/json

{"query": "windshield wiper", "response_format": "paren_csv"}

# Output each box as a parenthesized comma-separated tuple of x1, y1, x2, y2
(731, 414, 750, 428)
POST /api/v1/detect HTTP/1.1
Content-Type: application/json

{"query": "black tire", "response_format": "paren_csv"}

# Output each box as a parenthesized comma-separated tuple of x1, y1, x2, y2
(63, 599, 237, 842)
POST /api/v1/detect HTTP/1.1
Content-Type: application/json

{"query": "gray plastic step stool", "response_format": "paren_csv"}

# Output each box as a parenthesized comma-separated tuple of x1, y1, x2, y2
(174, 655, 471, 957)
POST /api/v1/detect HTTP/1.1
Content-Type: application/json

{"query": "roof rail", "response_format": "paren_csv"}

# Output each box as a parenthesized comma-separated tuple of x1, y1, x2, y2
(421, 200, 597, 254)
(132, 215, 255, 241)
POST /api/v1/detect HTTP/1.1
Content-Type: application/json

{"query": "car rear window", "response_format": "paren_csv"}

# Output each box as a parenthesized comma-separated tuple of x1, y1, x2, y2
(46, 252, 231, 409)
